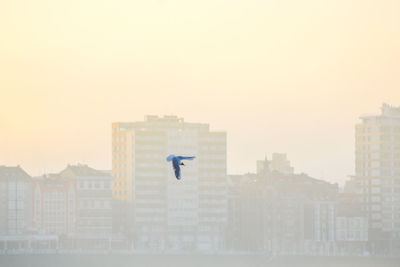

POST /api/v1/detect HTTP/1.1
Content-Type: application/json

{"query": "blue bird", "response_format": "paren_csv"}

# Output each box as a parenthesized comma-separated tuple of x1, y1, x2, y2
(166, 154, 195, 180)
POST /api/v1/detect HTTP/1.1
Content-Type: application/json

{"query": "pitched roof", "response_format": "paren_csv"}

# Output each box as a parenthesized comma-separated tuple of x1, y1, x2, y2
(59, 164, 112, 179)
(0, 165, 31, 181)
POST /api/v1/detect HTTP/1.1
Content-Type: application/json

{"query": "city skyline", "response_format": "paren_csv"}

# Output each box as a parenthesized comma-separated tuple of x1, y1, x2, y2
(1, 106, 399, 256)
(0, 105, 399, 186)
(2, 103, 399, 184)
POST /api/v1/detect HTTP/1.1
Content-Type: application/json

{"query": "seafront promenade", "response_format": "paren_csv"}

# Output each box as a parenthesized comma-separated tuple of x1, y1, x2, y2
(0, 254, 398, 267)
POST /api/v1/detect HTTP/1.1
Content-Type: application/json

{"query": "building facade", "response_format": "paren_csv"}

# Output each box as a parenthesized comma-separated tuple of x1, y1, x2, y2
(227, 158, 338, 255)
(352, 103, 400, 253)
(0, 166, 32, 235)
(335, 193, 368, 255)
(32, 164, 113, 238)
(32, 175, 77, 235)
(58, 164, 113, 235)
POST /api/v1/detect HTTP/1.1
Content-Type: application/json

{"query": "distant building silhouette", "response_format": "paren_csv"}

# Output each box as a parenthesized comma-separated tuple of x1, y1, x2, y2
(227, 170, 338, 255)
(257, 153, 294, 175)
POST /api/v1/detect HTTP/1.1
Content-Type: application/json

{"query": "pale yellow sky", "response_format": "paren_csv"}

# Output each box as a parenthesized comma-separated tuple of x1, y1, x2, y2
(1, 0, 400, 184)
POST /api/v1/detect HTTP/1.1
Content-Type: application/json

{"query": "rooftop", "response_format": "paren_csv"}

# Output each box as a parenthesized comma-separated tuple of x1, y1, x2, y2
(59, 164, 112, 178)
(0, 165, 31, 181)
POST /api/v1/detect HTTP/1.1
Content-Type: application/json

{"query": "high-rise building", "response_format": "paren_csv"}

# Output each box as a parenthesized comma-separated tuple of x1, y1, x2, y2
(112, 115, 227, 250)
(352, 103, 400, 251)
(0, 166, 32, 235)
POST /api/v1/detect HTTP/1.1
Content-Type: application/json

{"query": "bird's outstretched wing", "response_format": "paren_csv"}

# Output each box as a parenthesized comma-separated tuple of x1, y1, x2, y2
(176, 156, 195, 161)
(166, 155, 175, 162)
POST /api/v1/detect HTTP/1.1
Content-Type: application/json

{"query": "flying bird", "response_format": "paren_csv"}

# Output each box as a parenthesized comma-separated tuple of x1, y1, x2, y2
(166, 155, 195, 180)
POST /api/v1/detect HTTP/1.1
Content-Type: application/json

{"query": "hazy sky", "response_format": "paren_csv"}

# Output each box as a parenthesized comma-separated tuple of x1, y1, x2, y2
(1, 0, 400, 184)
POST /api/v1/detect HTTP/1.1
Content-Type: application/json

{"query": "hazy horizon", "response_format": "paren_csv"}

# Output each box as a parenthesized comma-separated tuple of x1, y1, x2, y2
(1, 0, 400, 184)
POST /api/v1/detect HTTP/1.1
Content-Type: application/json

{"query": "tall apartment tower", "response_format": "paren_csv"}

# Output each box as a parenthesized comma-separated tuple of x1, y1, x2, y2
(354, 104, 400, 244)
(112, 115, 227, 250)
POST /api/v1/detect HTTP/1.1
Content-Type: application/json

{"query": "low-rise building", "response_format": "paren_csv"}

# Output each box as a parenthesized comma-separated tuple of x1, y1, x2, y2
(32, 175, 77, 235)
(335, 193, 368, 255)
(0, 166, 32, 235)
(58, 164, 113, 235)
(32, 164, 113, 239)
(227, 157, 338, 255)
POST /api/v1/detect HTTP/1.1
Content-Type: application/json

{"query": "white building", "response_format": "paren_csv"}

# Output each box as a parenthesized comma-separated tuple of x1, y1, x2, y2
(352, 103, 400, 246)
(112, 115, 227, 250)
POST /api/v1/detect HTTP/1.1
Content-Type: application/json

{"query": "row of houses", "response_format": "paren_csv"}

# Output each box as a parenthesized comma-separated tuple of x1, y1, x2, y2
(0, 164, 114, 250)
(0, 160, 371, 255)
